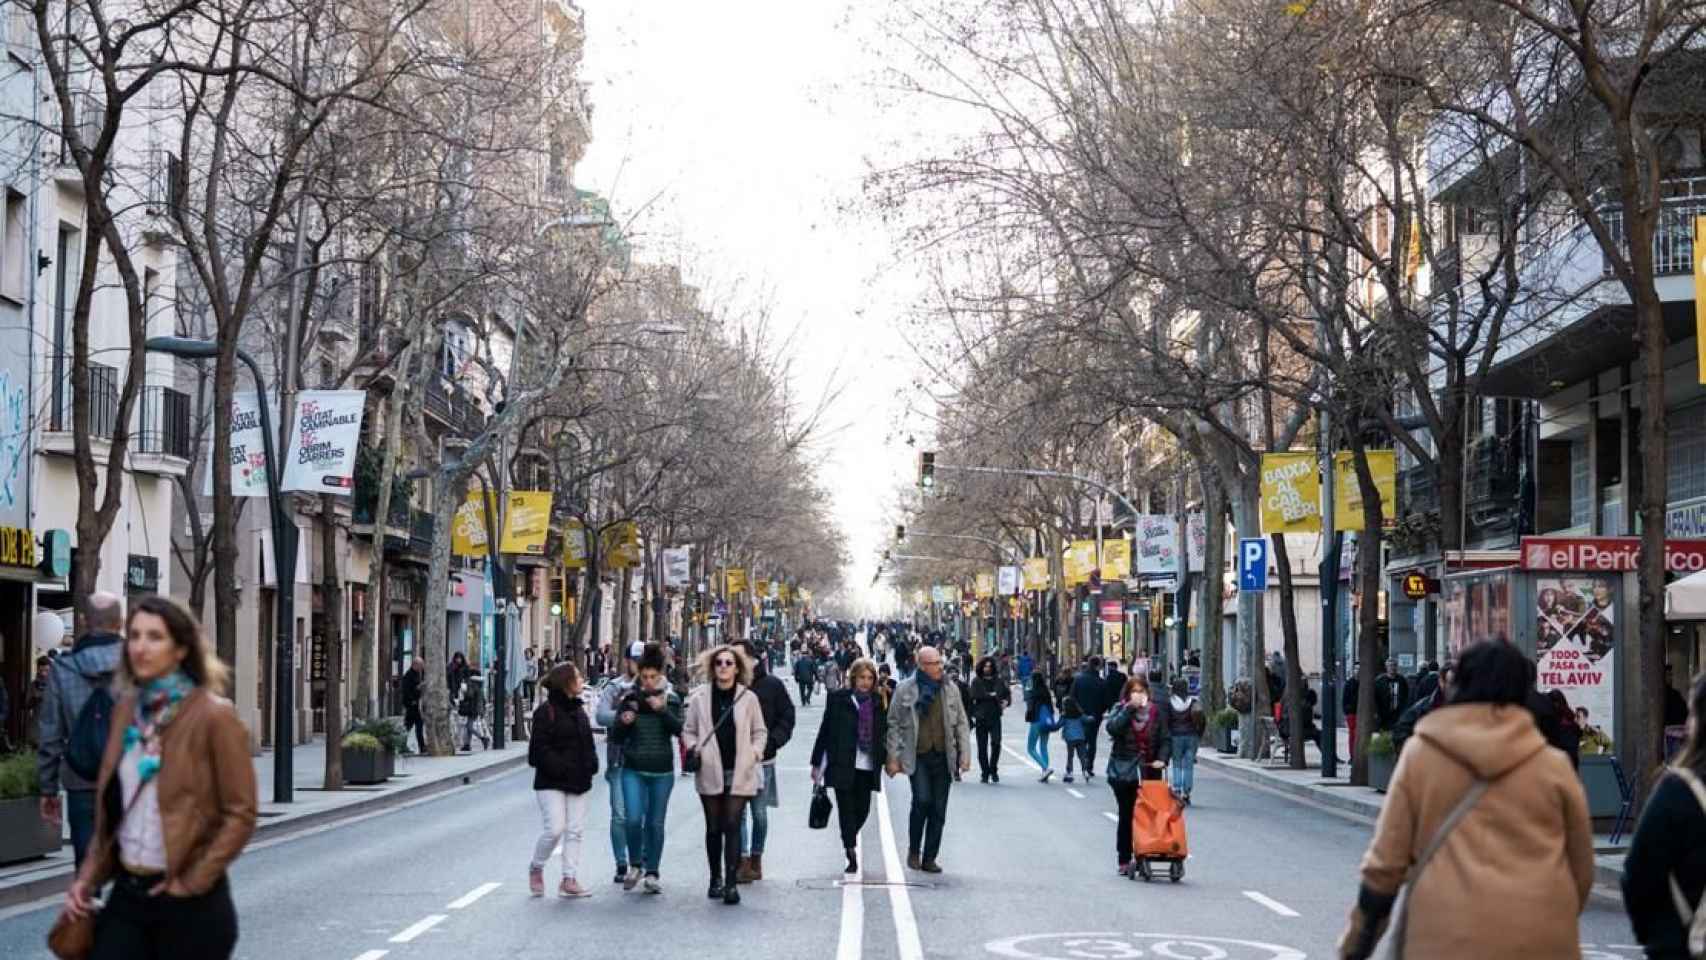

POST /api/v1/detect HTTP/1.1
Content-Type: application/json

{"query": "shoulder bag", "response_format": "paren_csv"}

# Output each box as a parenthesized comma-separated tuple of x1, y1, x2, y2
(48, 780, 154, 960)
(1370, 777, 1491, 960)
(684, 688, 745, 774)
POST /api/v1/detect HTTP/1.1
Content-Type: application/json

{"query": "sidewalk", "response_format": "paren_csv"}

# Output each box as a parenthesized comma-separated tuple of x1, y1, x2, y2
(1196, 734, 1630, 890)
(0, 737, 527, 909)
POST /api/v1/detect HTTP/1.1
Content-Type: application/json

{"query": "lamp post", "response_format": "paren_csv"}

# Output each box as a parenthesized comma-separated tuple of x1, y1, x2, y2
(145, 336, 297, 803)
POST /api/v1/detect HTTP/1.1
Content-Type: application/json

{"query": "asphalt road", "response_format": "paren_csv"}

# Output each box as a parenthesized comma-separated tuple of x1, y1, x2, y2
(0, 686, 1644, 960)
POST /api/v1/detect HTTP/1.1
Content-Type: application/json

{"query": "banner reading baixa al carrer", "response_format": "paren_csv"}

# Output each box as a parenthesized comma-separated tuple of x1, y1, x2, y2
(1260, 452, 1321, 534)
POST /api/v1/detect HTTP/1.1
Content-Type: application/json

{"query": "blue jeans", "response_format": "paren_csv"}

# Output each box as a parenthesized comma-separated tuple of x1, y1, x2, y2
(738, 767, 773, 856)
(1027, 722, 1052, 770)
(907, 752, 952, 861)
(606, 765, 629, 869)
(620, 769, 675, 875)
(67, 789, 97, 868)
(1171, 734, 1200, 795)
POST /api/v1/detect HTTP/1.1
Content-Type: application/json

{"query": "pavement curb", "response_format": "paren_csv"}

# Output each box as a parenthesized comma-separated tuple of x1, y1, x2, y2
(1197, 752, 1630, 890)
(0, 752, 528, 911)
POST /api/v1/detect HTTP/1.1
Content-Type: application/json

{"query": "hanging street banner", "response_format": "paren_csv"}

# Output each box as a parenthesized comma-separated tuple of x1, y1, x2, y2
(1063, 540, 1098, 585)
(755, 578, 771, 600)
(499, 491, 553, 555)
(451, 488, 494, 557)
(931, 584, 957, 603)
(562, 521, 589, 568)
(975, 571, 995, 599)
(725, 567, 748, 595)
(1101, 537, 1132, 581)
(204, 392, 274, 498)
(1260, 452, 1323, 533)
(280, 390, 366, 493)
(663, 547, 692, 588)
(1022, 557, 1050, 591)
(602, 522, 641, 568)
(1186, 513, 1207, 573)
(997, 565, 1020, 595)
(1333, 450, 1397, 531)
(1135, 515, 1180, 582)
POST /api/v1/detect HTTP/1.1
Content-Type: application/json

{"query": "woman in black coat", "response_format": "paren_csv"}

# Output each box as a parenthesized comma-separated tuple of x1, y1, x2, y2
(528, 663, 599, 898)
(811, 657, 888, 875)
(1105, 675, 1172, 876)
(1623, 672, 1706, 958)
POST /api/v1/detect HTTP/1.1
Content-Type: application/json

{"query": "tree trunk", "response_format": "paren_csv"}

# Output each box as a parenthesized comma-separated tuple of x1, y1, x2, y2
(1231, 473, 1270, 759)
(211, 349, 242, 707)
(320, 494, 344, 789)
(1270, 532, 1307, 769)
(1198, 469, 1228, 714)
(1345, 441, 1391, 786)
(355, 365, 410, 721)
(418, 479, 460, 755)
(616, 557, 632, 650)
(1632, 284, 1669, 807)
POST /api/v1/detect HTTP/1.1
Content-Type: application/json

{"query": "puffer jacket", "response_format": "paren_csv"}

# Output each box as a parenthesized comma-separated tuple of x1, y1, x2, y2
(529, 689, 598, 794)
(1338, 703, 1593, 959)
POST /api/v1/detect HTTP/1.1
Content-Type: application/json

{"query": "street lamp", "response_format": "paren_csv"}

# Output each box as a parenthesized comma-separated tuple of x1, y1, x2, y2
(145, 336, 298, 804)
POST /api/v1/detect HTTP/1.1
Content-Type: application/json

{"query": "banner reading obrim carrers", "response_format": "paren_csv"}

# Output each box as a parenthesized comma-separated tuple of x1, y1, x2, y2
(1260, 452, 1321, 533)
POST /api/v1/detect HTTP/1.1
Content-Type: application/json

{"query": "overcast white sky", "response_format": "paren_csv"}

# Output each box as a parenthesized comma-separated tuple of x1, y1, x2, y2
(575, 0, 935, 614)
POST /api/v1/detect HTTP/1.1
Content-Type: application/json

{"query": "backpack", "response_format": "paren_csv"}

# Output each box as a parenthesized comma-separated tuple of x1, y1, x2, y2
(1191, 701, 1208, 737)
(1668, 767, 1706, 959)
(65, 673, 116, 781)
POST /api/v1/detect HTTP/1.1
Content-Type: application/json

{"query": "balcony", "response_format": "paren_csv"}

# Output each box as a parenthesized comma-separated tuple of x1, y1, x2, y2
(41, 359, 118, 457)
(131, 386, 193, 477)
(1599, 177, 1706, 277)
(424, 377, 484, 438)
(53, 90, 103, 185)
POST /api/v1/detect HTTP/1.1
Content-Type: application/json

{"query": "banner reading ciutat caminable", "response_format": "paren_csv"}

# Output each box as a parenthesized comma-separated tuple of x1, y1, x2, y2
(1260, 452, 1321, 533)
(281, 390, 366, 493)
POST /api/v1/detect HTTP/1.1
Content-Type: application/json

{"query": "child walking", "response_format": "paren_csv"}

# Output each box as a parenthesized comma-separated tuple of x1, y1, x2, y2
(1060, 696, 1090, 783)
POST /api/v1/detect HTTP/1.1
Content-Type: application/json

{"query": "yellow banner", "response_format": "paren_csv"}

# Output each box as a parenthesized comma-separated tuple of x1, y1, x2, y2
(1260, 452, 1322, 533)
(1022, 558, 1049, 591)
(451, 488, 493, 557)
(601, 521, 641, 568)
(498, 491, 553, 555)
(725, 568, 748, 595)
(1063, 540, 1098, 586)
(1101, 538, 1132, 580)
(1697, 216, 1706, 384)
(755, 578, 770, 599)
(799, 587, 812, 603)
(975, 571, 995, 599)
(562, 520, 589, 568)
(779, 583, 790, 603)
(1334, 450, 1397, 531)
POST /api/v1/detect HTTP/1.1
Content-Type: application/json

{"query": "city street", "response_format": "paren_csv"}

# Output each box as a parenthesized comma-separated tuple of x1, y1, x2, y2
(0, 691, 1641, 960)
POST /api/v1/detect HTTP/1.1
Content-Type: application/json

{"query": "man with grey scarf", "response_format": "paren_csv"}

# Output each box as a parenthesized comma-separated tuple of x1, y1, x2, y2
(885, 645, 972, 873)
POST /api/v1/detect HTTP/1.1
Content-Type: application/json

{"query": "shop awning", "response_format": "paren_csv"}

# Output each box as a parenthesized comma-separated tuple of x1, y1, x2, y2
(1666, 569, 1706, 620)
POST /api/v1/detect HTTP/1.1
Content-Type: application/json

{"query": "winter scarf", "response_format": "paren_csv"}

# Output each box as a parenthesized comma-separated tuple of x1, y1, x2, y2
(854, 691, 876, 749)
(915, 674, 942, 714)
(123, 669, 196, 785)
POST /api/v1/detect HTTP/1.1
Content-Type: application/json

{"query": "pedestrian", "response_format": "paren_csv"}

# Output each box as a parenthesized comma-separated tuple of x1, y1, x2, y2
(793, 648, 817, 705)
(1059, 696, 1089, 783)
(878, 663, 897, 697)
(822, 654, 846, 694)
(594, 643, 642, 883)
(683, 644, 767, 905)
(447, 651, 469, 708)
(400, 657, 427, 754)
(1105, 675, 1171, 877)
(1342, 667, 1360, 761)
(885, 645, 972, 873)
(1336, 640, 1593, 959)
(734, 640, 795, 884)
(1071, 656, 1109, 780)
(37, 591, 127, 868)
(1166, 676, 1206, 805)
(1025, 672, 1058, 782)
(1622, 670, 1706, 959)
(810, 657, 886, 875)
(1372, 658, 1410, 732)
(25, 655, 50, 749)
(1547, 689, 1582, 769)
(1392, 662, 1455, 756)
(611, 643, 683, 894)
(60, 595, 256, 960)
(457, 670, 489, 751)
(527, 662, 598, 899)
(1102, 659, 1128, 726)
(969, 656, 1009, 784)
(522, 646, 538, 706)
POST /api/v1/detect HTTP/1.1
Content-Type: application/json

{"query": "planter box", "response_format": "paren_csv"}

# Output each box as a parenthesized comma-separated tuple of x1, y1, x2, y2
(1368, 752, 1396, 793)
(343, 749, 389, 785)
(0, 796, 62, 864)
(381, 747, 396, 781)
(1215, 725, 1237, 754)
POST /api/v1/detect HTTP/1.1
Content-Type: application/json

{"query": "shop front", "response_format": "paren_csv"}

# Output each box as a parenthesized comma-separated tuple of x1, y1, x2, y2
(0, 525, 68, 747)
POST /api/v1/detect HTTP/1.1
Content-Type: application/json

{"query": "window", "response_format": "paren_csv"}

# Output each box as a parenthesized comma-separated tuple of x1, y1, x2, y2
(1, 189, 25, 302)
(1668, 401, 1706, 504)
(441, 322, 470, 378)
(51, 224, 78, 430)
(1571, 439, 1591, 528)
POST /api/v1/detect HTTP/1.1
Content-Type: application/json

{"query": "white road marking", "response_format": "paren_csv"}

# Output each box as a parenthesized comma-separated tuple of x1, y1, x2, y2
(1066, 788, 1085, 799)
(876, 789, 925, 960)
(1102, 811, 1118, 822)
(1243, 890, 1301, 917)
(836, 836, 863, 960)
(389, 914, 447, 943)
(1001, 742, 1042, 772)
(352, 952, 389, 960)
(447, 882, 501, 909)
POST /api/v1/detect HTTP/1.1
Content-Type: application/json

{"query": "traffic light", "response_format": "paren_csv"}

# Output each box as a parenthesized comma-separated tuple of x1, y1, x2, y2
(918, 451, 936, 489)
(895, 523, 906, 542)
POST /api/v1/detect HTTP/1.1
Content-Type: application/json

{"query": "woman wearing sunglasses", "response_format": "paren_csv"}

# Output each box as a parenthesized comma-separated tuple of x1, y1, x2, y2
(682, 644, 767, 905)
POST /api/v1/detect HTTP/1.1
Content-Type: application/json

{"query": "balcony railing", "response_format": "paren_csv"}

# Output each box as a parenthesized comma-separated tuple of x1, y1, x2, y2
(1400, 465, 1439, 517)
(410, 509, 435, 550)
(58, 90, 103, 165)
(136, 386, 191, 458)
(424, 378, 485, 436)
(50, 359, 119, 437)
(1599, 176, 1706, 277)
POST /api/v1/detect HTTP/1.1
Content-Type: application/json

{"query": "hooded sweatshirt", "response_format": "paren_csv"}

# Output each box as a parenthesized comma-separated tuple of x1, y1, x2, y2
(1340, 702, 1593, 959)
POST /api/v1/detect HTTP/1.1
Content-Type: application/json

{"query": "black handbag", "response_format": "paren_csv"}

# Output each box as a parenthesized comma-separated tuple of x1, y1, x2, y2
(684, 690, 743, 774)
(808, 784, 833, 829)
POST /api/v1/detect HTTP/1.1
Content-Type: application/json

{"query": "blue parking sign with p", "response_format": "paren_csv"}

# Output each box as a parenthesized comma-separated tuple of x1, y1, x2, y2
(1238, 537, 1269, 592)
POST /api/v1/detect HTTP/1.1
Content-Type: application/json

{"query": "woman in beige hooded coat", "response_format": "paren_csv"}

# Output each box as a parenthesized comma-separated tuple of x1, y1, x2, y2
(1339, 640, 1594, 959)
(682, 644, 767, 906)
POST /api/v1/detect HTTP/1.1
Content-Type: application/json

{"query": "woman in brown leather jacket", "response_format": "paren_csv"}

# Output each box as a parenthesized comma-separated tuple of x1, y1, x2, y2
(63, 595, 257, 959)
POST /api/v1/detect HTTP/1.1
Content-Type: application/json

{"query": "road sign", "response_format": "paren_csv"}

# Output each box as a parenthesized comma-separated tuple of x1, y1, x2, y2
(1238, 537, 1269, 592)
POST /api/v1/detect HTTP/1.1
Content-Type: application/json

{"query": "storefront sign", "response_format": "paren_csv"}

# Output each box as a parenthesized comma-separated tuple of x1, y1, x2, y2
(1401, 572, 1436, 600)
(0, 524, 36, 568)
(125, 554, 159, 593)
(1099, 599, 1124, 623)
(1520, 536, 1706, 573)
